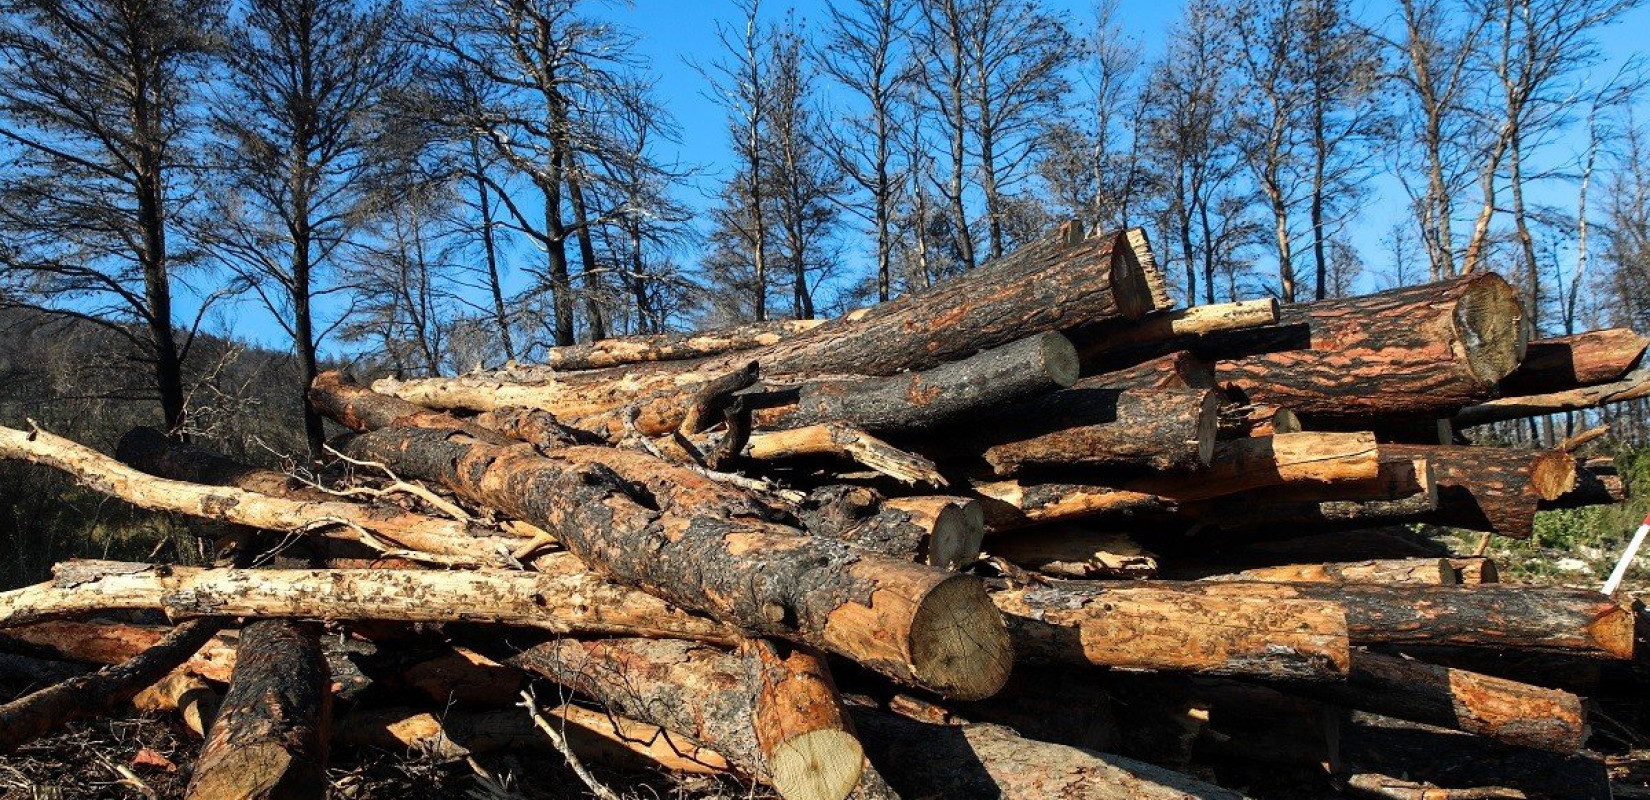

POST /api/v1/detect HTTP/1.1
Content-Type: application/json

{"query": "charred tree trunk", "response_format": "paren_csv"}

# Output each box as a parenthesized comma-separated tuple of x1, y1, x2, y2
(1070, 298, 1282, 375)
(1497, 328, 1648, 395)
(957, 388, 1219, 477)
(1383, 444, 1578, 537)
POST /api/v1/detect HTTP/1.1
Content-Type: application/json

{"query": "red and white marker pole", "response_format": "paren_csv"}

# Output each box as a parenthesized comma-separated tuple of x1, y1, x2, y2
(1602, 510, 1650, 596)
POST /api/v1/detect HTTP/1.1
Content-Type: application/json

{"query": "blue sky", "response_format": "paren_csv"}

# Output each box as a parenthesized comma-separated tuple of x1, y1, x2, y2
(199, 0, 1650, 355)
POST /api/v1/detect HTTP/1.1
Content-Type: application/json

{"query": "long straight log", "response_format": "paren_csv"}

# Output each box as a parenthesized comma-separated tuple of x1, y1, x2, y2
(1175, 452, 1438, 532)
(0, 618, 225, 753)
(1455, 366, 1650, 427)
(0, 560, 736, 641)
(967, 387, 1220, 476)
(1199, 559, 1457, 585)
(1070, 299, 1283, 375)
(992, 581, 1350, 680)
(185, 620, 330, 800)
(1217, 274, 1528, 426)
(0, 620, 240, 682)
(1497, 328, 1648, 395)
(520, 319, 826, 372)
(334, 424, 1011, 699)
(1127, 432, 1381, 502)
(1383, 444, 1578, 537)
(1081, 350, 1218, 392)
(375, 228, 1158, 438)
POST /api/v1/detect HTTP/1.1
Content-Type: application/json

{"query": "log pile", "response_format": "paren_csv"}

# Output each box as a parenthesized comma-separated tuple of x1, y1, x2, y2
(2, 224, 1647, 800)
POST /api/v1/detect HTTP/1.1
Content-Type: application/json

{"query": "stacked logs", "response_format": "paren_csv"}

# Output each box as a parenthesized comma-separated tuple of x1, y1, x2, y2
(1, 224, 1646, 800)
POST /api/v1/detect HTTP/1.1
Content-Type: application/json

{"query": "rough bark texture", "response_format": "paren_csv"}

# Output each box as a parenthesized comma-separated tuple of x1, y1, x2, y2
(1216, 274, 1528, 426)
(1071, 298, 1283, 375)
(970, 387, 1220, 476)
(849, 707, 1248, 800)
(993, 582, 1350, 681)
(1497, 327, 1648, 395)
(0, 620, 239, 683)
(969, 479, 1169, 533)
(339, 425, 1011, 699)
(1384, 444, 1578, 537)
(0, 618, 225, 754)
(1175, 453, 1438, 533)
(1081, 350, 1218, 391)
(373, 228, 1157, 439)
(765, 332, 1079, 433)
(185, 620, 331, 800)
(1217, 404, 1303, 438)
(743, 424, 946, 486)
(1275, 650, 1587, 753)
(1455, 366, 1650, 427)
(811, 496, 984, 570)
(0, 560, 735, 642)
(1199, 559, 1457, 585)
(743, 639, 865, 800)
(521, 320, 826, 372)
(1128, 432, 1382, 502)
(985, 526, 1158, 579)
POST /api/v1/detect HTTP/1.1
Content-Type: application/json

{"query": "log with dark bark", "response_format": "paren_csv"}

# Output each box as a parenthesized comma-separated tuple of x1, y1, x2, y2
(1077, 350, 1217, 391)
(1455, 367, 1650, 427)
(1216, 274, 1529, 427)
(984, 525, 1158, 578)
(374, 228, 1159, 439)
(1070, 298, 1283, 375)
(1218, 404, 1303, 438)
(520, 319, 826, 372)
(992, 581, 1350, 680)
(1336, 714, 1612, 800)
(1542, 458, 1627, 511)
(1128, 432, 1382, 502)
(1497, 328, 1649, 395)
(966, 387, 1220, 476)
(0, 560, 736, 642)
(335, 423, 1011, 699)
(969, 479, 1170, 533)
(185, 620, 331, 800)
(1383, 444, 1578, 537)
(1174, 451, 1438, 533)
(809, 495, 985, 569)
(0, 618, 226, 753)
(763, 332, 1080, 433)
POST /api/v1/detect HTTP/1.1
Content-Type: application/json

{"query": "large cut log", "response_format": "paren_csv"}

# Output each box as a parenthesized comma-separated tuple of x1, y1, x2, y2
(0, 618, 225, 753)
(849, 707, 1248, 800)
(372, 228, 1159, 438)
(1216, 274, 1529, 426)
(0, 423, 517, 566)
(1497, 327, 1648, 395)
(1128, 432, 1381, 502)
(1174, 451, 1438, 533)
(507, 637, 863, 800)
(519, 319, 825, 372)
(993, 581, 1350, 680)
(1070, 298, 1283, 374)
(1184, 581, 1635, 659)
(970, 480, 1168, 533)
(1081, 350, 1218, 392)
(985, 526, 1158, 578)
(963, 387, 1220, 477)
(761, 332, 1079, 433)
(336, 705, 731, 774)
(1456, 366, 1650, 427)
(1383, 444, 1578, 537)
(335, 424, 1011, 699)
(0, 560, 736, 642)
(1275, 650, 1587, 754)
(1200, 558, 1457, 585)
(185, 620, 330, 800)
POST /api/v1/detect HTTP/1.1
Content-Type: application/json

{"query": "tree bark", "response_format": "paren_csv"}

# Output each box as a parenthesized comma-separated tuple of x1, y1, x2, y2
(985, 526, 1158, 579)
(1497, 328, 1648, 395)
(0, 620, 239, 682)
(1173, 451, 1437, 533)
(966, 387, 1220, 477)
(1081, 350, 1218, 392)
(337, 424, 1011, 699)
(0, 618, 225, 754)
(185, 620, 330, 800)
(968, 479, 1169, 533)
(1199, 559, 1457, 585)
(0, 560, 736, 642)
(370, 228, 1159, 438)
(809, 496, 984, 570)
(1383, 444, 1579, 537)
(993, 582, 1350, 681)
(1455, 367, 1650, 428)
(743, 424, 945, 486)
(1127, 432, 1381, 502)
(1216, 274, 1529, 426)
(1069, 298, 1282, 374)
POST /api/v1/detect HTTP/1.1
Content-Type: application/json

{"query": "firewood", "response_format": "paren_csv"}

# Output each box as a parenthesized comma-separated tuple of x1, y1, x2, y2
(0, 560, 737, 642)
(969, 479, 1169, 533)
(1217, 274, 1529, 426)
(967, 387, 1220, 476)
(992, 581, 1350, 680)
(1383, 444, 1578, 537)
(1198, 558, 1457, 585)
(338, 424, 1011, 699)
(520, 319, 826, 372)
(1456, 366, 1650, 427)
(743, 639, 866, 800)
(185, 620, 330, 800)
(1128, 432, 1382, 502)
(1497, 328, 1649, 395)
(0, 618, 226, 753)
(374, 228, 1160, 439)
(131, 671, 219, 737)
(762, 332, 1080, 433)
(1070, 298, 1283, 374)
(985, 525, 1158, 579)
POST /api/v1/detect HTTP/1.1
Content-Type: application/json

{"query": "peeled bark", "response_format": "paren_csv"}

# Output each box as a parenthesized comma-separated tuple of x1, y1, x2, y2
(764, 332, 1079, 433)
(1200, 559, 1457, 585)
(374, 229, 1158, 439)
(1383, 444, 1579, 537)
(185, 620, 330, 800)
(743, 639, 865, 800)
(338, 425, 1011, 700)
(0, 560, 735, 642)
(0, 618, 225, 754)
(520, 319, 826, 372)
(985, 526, 1158, 579)
(0, 620, 239, 682)
(1128, 432, 1381, 502)
(1456, 367, 1650, 427)
(1497, 328, 1648, 395)
(1217, 274, 1529, 426)
(743, 424, 946, 486)
(969, 479, 1169, 533)
(1071, 298, 1283, 375)
(993, 581, 1350, 681)
(973, 387, 1220, 476)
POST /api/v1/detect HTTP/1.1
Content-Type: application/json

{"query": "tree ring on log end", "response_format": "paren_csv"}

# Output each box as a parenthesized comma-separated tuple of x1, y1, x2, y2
(1455, 274, 1530, 385)
(1195, 391, 1221, 467)
(908, 574, 1013, 700)
(1040, 333, 1081, 389)
(1107, 231, 1155, 320)
(769, 728, 864, 800)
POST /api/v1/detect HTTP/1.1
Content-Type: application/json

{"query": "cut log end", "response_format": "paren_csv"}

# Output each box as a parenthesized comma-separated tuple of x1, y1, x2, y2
(1109, 229, 1157, 320)
(769, 729, 864, 800)
(909, 574, 1014, 701)
(1457, 275, 1530, 385)
(1040, 332, 1081, 389)
(1195, 391, 1220, 466)
(1531, 450, 1581, 501)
